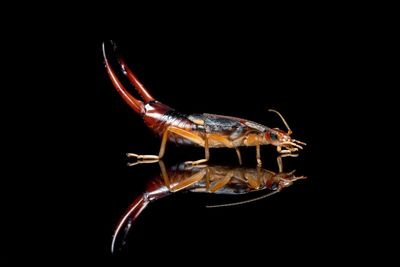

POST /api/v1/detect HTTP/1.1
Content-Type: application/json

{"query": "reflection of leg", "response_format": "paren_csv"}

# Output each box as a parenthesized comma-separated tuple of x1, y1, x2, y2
(246, 168, 262, 189)
(276, 154, 298, 172)
(235, 148, 242, 165)
(205, 168, 211, 189)
(208, 171, 234, 193)
(127, 126, 206, 163)
(159, 160, 170, 189)
(170, 168, 207, 192)
(256, 135, 262, 167)
(277, 156, 283, 173)
(185, 134, 209, 165)
(156, 160, 209, 192)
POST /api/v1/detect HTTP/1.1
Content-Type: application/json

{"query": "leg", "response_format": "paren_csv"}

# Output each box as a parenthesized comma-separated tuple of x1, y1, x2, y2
(159, 160, 171, 189)
(126, 127, 170, 161)
(170, 168, 207, 192)
(246, 168, 262, 189)
(185, 134, 209, 165)
(256, 135, 262, 167)
(205, 168, 211, 189)
(208, 171, 234, 193)
(207, 134, 240, 164)
(277, 155, 283, 173)
(127, 126, 206, 164)
(157, 160, 209, 192)
(235, 148, 242, 165)
(277, 145, 298, 154)
(127, 159, 159, 167)
(208, 134, 234, 148)
(276, 154, 298, 173)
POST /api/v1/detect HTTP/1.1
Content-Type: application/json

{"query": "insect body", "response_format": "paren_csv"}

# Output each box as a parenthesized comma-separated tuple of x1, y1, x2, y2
(102, 41, 306, 166)
(111, 160, 306, 253)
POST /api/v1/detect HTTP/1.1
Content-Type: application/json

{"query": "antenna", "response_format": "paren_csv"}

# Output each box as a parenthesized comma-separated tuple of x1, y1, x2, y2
(268, 109, 292, 135)
(206, 190, 279, 208)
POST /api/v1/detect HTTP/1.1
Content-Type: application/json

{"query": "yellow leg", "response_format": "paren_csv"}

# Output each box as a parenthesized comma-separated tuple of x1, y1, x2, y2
(207, 134, 242, 164)
(158, 160, 171, 189)
(185, 134, 209, 165)
(208, 171, 234, 193)
(127, 126, 207, 164)
(256, 135, 262, 167)
(235, 148, 242, 165)
(276, 154, 298, 173)
(157, 160, 209, 192)
(127, 159, 159, 167)
(126, 153, 159, 160)
(246, 168, 262, 189)
(277, 145, 298, 154)
(277, 155, 283, 173)
(126, 127, 170, 161)
(208, 134, 234, 148)
(170, 168, 207, 192)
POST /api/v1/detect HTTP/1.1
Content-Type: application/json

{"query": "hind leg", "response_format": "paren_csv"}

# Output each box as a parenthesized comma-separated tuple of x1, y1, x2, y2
(127, 126, 208, 165)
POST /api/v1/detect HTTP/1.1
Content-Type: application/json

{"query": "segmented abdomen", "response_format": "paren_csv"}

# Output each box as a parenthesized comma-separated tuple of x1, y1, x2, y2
(143, 102, 201, 145)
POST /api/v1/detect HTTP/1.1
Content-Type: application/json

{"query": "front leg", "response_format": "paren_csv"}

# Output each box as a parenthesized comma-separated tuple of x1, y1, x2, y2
(277, 145, 299, 154)
(276, 154, 298, 172)
(235, 148, 242, 165)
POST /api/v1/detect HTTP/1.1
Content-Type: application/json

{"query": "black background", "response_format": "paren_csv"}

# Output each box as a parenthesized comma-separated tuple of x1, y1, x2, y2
(75, 36, 359, 264)
(25, 19, 391, 264)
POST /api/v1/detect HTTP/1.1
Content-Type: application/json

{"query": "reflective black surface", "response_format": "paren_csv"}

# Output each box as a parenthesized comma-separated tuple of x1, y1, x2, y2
(87, 39, 326, 262)
(111, 159, 307, 254)
(64, 36, 370, 264)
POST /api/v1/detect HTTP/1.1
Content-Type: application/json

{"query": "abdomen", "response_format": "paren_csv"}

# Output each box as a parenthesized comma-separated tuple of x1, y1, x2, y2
(143, 102, 203, 146)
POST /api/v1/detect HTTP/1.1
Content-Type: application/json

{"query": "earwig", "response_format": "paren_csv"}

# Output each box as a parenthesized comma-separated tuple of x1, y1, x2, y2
(102, 41, 306, 166)
(111, 159, 306, 253)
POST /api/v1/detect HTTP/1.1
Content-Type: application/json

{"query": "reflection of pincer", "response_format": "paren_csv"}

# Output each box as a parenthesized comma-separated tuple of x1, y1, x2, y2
(111, 158, 306, 254)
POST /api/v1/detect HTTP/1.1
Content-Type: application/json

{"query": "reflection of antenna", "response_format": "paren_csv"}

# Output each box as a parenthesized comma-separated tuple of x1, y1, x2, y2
(206, 190, 279, 208)
(269, 109, 292, 135)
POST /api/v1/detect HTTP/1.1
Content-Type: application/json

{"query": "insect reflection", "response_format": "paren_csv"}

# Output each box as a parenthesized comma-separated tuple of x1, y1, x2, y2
(111, 158, 306, 253)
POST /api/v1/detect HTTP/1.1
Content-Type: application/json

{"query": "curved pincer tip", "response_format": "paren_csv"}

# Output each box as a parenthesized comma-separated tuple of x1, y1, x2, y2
(101, 40, 145, 114)
(111, 195, 149, 254)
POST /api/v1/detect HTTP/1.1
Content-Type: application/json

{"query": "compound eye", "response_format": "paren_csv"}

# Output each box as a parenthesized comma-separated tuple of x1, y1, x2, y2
(270, 132, 278, 141)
